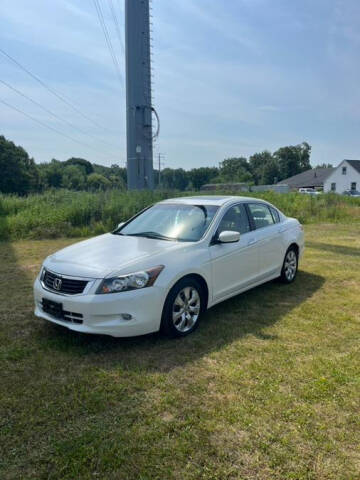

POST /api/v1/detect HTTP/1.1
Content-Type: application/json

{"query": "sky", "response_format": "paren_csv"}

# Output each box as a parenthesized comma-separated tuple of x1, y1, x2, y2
(0, 0, 360, 169)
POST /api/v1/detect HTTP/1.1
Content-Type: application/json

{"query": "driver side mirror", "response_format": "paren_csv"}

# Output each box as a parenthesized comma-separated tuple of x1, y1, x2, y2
(218, 230, 240, 243)
(117, 222, 125, 229)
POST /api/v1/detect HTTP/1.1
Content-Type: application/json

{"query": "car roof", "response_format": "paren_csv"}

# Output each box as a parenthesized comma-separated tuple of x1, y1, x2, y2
(159, 195, 264, 207)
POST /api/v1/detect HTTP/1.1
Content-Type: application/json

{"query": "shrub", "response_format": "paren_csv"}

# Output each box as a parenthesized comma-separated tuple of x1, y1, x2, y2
(0, 190, 358, 241)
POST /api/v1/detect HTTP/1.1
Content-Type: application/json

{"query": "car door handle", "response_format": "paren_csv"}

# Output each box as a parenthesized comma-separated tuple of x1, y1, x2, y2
(247, 238, 257, 246)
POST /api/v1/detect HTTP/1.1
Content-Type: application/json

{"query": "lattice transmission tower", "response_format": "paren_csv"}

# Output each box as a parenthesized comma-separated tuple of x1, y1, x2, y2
(125, 0, 158, 190)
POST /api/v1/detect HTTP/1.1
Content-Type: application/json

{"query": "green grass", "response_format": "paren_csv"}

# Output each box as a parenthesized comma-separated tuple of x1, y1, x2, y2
(0, 224, 359, 479)
(0, 189, 359, 240)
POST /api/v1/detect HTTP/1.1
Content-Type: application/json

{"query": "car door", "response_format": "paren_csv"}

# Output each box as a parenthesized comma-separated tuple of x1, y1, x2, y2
(209, 203, 260, 302)
(247, 203, 283, 279)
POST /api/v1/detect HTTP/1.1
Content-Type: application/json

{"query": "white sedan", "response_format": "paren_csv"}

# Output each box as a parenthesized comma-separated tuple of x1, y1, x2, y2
(34, 196, 304, 338)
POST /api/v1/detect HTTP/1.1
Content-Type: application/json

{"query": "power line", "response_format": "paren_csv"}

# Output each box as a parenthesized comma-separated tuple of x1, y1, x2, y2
(0, 79, 95, 140)
(0, 47, 113, 133)
(93, 0, 124, 87)
(108, 0, 125, 56)
(0, 97, 121, 163)
(1, 97, 93, 149)
(0, 78, 121, 153)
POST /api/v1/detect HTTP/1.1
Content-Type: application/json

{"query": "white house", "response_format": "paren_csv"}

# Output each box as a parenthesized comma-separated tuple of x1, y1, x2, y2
(323, 160, 360, 193)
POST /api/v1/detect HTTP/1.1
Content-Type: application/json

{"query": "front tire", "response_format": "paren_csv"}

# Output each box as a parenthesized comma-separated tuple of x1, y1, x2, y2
(161, 278, 204, 338)
(280, 247, 298, 283)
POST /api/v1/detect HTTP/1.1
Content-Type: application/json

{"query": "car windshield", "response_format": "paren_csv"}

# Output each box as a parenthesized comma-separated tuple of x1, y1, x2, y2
(115, 203, 219, 242)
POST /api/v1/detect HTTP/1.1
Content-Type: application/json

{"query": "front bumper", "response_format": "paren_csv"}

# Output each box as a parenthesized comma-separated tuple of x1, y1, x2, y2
(33, 276, 165, 337)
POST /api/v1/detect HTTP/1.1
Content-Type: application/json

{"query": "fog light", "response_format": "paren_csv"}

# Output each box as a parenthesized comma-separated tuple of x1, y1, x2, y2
(121, 313, 133, 321)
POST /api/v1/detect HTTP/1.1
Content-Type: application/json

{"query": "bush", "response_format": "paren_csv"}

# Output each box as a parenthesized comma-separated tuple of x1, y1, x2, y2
(0, 190, 358, 241)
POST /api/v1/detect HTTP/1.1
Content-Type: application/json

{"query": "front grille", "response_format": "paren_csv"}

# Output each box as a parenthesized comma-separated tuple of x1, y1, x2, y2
(42, 269, 88, 295)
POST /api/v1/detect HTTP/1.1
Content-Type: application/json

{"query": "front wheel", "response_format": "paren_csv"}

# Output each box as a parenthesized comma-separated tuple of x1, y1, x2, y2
(161, 278, 204, 338)
(280, 247, 298, 283)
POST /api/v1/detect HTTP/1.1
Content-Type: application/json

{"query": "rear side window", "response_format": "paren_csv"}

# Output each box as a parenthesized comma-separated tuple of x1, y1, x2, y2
(270, 207, 280, 223)
(218, 204, 251, 235)
(248, 203, 275, 229)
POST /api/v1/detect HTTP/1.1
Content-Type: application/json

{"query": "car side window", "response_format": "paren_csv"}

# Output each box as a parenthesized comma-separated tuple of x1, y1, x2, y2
(270, 207, 280, 223)
(248, 203, 275, 229)
(217, 204, 251, 235)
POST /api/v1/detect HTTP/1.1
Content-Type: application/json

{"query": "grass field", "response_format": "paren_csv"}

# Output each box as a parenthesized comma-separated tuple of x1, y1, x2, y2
(0, 224, 359, 479)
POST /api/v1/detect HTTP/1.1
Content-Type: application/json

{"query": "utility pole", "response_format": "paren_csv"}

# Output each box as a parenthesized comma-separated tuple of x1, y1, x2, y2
(125, 0, 155, 190)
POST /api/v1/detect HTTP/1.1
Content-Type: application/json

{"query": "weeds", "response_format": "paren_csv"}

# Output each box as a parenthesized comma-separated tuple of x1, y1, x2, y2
(0, 189, 358, 240)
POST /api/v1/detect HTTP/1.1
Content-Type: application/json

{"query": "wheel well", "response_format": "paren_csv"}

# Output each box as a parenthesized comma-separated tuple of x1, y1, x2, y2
(288, 243, 299, 256)
(174, 274, 209, 310)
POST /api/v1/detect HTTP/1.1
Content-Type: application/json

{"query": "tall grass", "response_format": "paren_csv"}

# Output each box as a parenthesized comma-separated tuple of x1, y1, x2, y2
(0, 189, 359, 240)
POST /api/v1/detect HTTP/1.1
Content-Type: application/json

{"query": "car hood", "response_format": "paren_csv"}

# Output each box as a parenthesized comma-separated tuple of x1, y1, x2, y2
(44, 233, 187, 278)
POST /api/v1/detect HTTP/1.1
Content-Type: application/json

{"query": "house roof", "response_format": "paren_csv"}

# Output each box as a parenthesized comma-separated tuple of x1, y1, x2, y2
(277, 168, 334, 188)
(346, 160, 360, 174)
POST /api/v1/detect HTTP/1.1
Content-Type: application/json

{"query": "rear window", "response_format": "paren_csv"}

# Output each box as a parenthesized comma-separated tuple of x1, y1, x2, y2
(270, 207, 280, 223)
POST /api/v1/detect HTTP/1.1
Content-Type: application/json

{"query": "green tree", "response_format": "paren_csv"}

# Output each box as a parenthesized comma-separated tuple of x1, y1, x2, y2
(316, 163, 333, 168)
(87, 173, 112, 190)
(249, 151, 273, 185)
(38, 159, 63, 189)
(188, 167, 218, 190)
(218, 157, 253, 183)
(108, 174, 126, 190)
(64, 157, 94, 175)
(161, 168, 188, 190)
(0, 135, 39, 195)
(261, 158, 281, 184)
(92, 163, 127, 186)
(110, 164, 127, 185)
(274, 142, 311, 180)
(61, 165, 86, 190)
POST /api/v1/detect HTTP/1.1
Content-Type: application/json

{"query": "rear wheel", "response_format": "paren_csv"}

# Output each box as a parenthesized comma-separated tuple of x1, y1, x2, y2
(161, 278, 204, 337)
(280, 247, 298, 283)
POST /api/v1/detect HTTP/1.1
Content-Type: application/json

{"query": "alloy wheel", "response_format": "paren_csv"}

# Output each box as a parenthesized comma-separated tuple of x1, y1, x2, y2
(172, 286, 201, 333)
(284, 250, 297, 281)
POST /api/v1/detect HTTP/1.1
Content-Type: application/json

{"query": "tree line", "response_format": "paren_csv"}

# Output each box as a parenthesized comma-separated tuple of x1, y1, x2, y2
(0, 134, 329, 195)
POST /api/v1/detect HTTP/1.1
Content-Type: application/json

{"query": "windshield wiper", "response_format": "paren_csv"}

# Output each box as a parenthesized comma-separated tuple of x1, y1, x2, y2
(126, 231, 175, 241)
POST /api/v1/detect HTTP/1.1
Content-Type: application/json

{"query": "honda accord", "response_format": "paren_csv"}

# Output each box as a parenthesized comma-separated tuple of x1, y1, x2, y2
(34, 196, 304, 337)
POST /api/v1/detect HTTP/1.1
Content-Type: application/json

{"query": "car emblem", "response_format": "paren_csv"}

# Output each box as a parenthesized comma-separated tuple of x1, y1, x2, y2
(53, 277, 62, 291)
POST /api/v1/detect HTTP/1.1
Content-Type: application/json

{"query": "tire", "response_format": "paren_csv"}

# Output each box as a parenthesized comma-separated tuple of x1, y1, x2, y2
(280, 247, 298, 284)
(161, 277, 204, 338)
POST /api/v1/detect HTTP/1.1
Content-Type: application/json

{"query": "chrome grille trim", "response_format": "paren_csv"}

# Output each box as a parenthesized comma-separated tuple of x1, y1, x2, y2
(41, 268, 89, 295)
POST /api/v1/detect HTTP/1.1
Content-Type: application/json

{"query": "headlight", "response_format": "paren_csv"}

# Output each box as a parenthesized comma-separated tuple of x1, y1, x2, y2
(96, 265, 164, 294)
